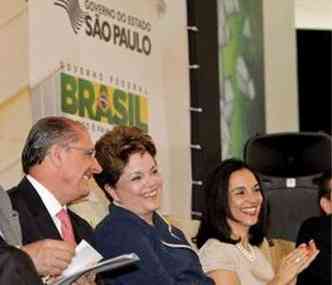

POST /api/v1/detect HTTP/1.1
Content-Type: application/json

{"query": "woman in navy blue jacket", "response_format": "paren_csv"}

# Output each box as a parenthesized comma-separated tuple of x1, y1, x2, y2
(93, 126, 213, 285)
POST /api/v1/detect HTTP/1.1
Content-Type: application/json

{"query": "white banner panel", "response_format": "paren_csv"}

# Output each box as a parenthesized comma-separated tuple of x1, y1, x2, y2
(28, 0, 173, 215)
(29, 0, 168, 138)
(1, 0, 191, 220)
(0, 2, 28, 104)
(29, 0, 161, 89)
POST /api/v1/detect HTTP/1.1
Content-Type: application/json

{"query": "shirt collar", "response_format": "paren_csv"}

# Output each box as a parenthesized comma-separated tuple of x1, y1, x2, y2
(26, 175, 64, 218)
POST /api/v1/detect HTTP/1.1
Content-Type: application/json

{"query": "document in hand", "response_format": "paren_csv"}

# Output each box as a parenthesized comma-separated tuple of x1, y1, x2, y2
(52, 240, 140, 285)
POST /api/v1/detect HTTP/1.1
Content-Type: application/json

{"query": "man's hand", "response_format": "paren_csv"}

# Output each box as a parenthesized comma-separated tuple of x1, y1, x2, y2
(72, 272, 96, 285)
(21, 239, 75, 276)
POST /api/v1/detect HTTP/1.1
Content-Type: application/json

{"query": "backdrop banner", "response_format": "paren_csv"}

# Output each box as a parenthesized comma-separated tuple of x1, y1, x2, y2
(29, 0, 166, 138)
(28, 0, 174, 218)
(1, 0, 192, 220)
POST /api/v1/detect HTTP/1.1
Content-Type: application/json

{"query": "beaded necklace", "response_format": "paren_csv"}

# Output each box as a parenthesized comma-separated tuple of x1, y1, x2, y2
(235, 243, 256, 262)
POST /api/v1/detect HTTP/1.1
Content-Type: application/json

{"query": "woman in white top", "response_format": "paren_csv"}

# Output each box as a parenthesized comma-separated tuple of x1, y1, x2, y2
(196, 158, 319, 285)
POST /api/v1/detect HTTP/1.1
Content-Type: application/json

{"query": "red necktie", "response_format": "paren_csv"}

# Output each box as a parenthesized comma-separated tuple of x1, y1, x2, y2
(56, 209, 76, 245)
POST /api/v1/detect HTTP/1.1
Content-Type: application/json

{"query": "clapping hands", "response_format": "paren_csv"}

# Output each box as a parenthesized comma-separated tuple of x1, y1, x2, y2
(274, 239, 319, 285)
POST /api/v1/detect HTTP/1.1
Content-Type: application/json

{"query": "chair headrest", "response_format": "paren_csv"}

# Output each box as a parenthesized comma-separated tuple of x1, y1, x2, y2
(245, 132, 332, 177)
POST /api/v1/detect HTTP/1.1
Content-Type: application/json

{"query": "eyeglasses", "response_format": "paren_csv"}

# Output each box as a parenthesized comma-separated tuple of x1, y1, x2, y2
(66, 146, 96, 158)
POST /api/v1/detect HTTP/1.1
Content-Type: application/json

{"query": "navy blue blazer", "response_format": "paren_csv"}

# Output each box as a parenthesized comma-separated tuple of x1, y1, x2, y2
(95, 204, 214, 285)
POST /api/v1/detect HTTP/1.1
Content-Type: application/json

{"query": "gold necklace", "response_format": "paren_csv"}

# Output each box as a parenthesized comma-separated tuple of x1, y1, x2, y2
(236, 243, 256, 262)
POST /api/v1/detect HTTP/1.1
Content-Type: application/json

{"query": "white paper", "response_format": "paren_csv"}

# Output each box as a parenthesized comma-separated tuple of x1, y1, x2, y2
(61, 240, 103, 277)
(52, 253, 140, 285)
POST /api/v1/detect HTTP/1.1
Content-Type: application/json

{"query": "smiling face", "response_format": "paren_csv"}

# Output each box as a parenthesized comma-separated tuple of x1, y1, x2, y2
(108, 151, 163, 224)
(227, 168, 263, 238)
(58, 128, 102, 204)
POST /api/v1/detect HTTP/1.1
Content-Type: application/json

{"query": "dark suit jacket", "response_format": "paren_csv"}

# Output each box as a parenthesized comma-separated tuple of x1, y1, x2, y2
(8, 177, 95, 247)
(0, 239, 43, 285)
(296, 215, 331, 285)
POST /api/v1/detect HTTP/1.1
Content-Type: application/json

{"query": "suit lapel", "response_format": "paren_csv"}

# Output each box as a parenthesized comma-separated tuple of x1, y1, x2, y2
(67, 209, 95, 246)
(11, 178, 93, 246)
(15, 178, 62, 241)
(33, 205, 62, 240)
(68, 209, 84, 244)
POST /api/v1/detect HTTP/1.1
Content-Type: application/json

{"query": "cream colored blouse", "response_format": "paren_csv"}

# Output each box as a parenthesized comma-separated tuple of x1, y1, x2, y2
(198, 238, 274, 285)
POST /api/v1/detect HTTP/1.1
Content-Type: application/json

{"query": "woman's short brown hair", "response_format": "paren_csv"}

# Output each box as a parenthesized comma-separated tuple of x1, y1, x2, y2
(93, 126, 156, 200)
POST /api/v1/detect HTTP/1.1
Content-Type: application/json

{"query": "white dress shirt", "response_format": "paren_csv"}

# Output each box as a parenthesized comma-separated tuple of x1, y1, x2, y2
(26, 175, 66, 237)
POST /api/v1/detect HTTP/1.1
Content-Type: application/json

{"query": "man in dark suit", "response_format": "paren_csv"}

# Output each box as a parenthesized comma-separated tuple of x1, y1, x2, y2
(296, 170, 331, 285)
(9, 116, 102, 284)
(1, 183, 74, 279)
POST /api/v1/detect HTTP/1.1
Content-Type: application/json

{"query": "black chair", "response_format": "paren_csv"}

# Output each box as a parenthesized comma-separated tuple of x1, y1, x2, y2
(244, 132, 332, 241)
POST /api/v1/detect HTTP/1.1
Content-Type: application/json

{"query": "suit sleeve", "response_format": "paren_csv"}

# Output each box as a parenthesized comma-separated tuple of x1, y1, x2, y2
(296, 218, 331, 285)
(0, 245, 43, 285)
(96, 226, 176, 285)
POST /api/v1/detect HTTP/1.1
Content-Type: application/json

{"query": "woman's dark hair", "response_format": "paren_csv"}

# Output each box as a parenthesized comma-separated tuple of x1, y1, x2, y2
(195, 158, 267, 248)
(313, 168, 331, 215)
(93, 126, 156, 201)
(315, 168, 332, 201)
